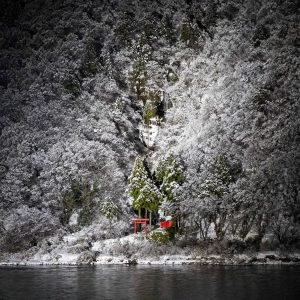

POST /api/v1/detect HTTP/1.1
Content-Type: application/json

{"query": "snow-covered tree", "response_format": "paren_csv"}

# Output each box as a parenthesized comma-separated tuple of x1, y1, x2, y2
(155, 154, 184, 203)
(136, 180, 163, 224)
(129, 156, 163, 223)
(128, 156, 149, 213)
(100, 199, 121, 235)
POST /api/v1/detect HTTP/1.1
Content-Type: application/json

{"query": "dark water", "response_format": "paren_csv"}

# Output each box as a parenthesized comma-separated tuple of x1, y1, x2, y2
(0, 265, 300, 300)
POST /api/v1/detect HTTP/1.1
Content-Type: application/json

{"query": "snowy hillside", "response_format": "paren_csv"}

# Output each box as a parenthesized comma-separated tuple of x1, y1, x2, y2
(0, 0, 299, 259)
(156, 0, 300, 245)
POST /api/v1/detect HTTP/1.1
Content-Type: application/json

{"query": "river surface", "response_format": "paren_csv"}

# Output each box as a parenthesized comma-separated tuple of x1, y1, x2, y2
(0, 265, 300, 300)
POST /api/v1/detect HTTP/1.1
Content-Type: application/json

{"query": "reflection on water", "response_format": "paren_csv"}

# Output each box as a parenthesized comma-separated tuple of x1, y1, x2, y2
(0, 265, 300, 300)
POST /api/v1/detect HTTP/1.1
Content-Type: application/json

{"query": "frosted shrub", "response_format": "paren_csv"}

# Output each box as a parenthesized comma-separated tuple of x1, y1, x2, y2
(1, 206, 60, 253)
(77, 251, 96, 264)
(270, 213, 300, 248)
(147, 231, 171, 244)
(109, 239, 141, 257)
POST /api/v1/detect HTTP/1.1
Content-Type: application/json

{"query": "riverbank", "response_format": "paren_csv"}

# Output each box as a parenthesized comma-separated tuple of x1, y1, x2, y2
(1, 233, 300, 267)
(1, 252, 300, 267)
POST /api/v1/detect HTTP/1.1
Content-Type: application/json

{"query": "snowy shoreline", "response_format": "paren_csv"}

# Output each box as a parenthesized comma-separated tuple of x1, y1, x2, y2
(1, 253, 300, 267)
(1, 234, 299, 267)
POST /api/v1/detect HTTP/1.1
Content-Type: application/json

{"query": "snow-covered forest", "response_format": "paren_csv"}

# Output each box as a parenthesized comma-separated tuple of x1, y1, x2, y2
(0, 0, 299, 261)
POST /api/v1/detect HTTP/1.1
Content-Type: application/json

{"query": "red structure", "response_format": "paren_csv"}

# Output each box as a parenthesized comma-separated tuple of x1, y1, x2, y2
(132, 218, 149, 234)
(160, 220, 173, 228)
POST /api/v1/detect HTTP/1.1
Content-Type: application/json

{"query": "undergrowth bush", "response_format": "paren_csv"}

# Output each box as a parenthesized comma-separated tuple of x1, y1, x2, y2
(62, 180, 97, 225)
(147, 231, 171, 244)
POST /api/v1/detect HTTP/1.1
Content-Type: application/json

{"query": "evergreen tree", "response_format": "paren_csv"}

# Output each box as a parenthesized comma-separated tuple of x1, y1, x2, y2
(100, 199, 121, 235)
(100, 200, 121, 221)
(155, 154, 184, 202)
(129, 156, 163, 222)
(128, 156, 149, 207)
(137, 180, 163, 213)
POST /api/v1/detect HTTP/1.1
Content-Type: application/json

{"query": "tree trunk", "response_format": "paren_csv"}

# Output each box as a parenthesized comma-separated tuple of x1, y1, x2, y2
(149, 212, 152, 231)
(109, 220, 112, 237)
